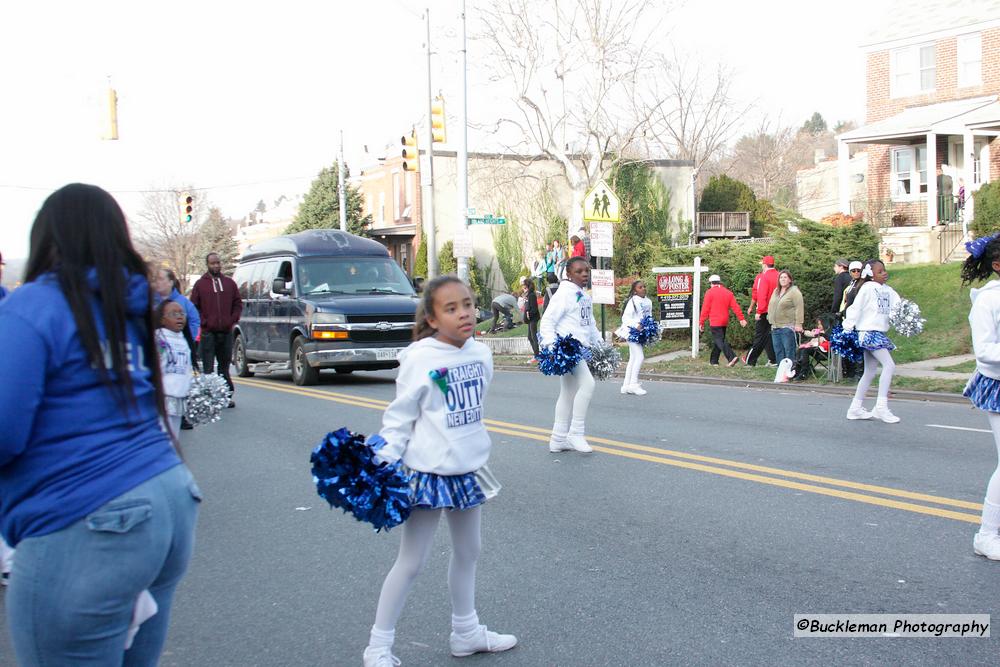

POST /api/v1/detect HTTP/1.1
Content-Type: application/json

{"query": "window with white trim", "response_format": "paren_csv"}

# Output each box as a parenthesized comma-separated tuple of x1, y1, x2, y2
(890, 43, 935, 97)
(891, 146, 927, 199)
(958, 33, 982, 87)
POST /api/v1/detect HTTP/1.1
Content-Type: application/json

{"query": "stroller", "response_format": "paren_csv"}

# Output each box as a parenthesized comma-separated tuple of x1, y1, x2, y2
(789, 315, 832, 382)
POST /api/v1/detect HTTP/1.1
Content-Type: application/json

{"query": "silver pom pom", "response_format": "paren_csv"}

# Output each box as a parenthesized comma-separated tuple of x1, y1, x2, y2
(889, 298, 925, 337)
(184, 373, 232, 426)
(586, 341, 622, 381)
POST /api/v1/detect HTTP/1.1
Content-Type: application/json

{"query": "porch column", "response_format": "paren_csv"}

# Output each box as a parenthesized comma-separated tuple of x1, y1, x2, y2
(926, 132, 937, 227)
(963, 129, 975, 232)
(838, 139, 851, 214)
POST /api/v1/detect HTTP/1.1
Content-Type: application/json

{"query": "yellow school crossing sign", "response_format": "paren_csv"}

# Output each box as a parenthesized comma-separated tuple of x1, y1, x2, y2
(583, 180, 620, 222)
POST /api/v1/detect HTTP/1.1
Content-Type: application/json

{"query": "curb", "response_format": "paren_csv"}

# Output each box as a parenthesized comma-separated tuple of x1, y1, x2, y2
(493, 364, 969, 404)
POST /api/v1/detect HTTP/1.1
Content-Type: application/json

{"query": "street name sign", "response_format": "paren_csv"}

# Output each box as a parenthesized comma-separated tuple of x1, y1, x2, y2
(467, 214, 506, 225)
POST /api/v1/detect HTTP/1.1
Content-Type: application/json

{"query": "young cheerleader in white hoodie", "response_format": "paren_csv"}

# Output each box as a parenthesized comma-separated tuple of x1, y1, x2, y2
(539, 256, 603, 453)
(615, 279, 653, 395)
(363, 275, 516, 667)
(960, 233, 1000, 561)
(841, 259, 901, 423)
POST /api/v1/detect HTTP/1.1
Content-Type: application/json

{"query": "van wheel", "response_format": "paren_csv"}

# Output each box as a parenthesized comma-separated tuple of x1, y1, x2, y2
(292, 337, 319, 386)
(233, 334, 254, 377)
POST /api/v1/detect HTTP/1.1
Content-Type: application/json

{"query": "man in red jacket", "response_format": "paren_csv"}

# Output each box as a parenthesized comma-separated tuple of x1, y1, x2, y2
(742, 255, 779, 367)
(190, 252, 243, 406)
(699, 275, 747, 366)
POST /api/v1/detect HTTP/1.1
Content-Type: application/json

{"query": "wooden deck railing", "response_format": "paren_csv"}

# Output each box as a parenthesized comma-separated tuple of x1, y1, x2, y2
(696, 211, 751, 238)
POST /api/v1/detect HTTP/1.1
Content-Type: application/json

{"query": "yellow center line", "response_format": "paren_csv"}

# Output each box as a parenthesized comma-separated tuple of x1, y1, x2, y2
(234, 379, 982, 522)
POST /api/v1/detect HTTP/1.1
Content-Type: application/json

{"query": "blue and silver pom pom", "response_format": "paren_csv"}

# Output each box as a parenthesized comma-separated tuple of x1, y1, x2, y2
(829, 325, 863, 363)
(536, 334, 589, 376)
(628, 315, 661, 346)
(889, 298, 925, 337)
(587, 341, 622, 381)
(184, 373, 232, 426)
(310, 428, 412, 532)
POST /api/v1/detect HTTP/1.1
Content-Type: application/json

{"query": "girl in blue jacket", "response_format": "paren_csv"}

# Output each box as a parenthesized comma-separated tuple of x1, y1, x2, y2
(0, 184, 200, 665)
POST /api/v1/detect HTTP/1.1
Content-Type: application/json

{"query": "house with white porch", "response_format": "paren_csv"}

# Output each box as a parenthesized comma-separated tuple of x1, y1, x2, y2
(837, 0, 1000, 263)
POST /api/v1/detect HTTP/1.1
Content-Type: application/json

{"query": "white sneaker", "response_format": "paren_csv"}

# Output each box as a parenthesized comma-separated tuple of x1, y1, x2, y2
(973, 532, 1000, 560)
(566, 434, 593, 453)
(450, 625, 518, 657)
(872, 405, 900, 424)
(629, 385, 647, 396)
(620, 385, 629, 394)
(363, 646, 400, 667)
(549, 437, 572, 453)
(846, 406, 873, 420)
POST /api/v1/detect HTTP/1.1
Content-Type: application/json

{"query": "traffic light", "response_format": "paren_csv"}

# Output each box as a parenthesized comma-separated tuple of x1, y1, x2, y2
(431, 95, 446, 143)
(180, 193, 194, 223)
(401, 129, 419, 172)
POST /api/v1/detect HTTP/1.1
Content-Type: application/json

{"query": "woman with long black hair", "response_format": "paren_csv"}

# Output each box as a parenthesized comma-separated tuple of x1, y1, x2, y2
(0, 183, 200, 665)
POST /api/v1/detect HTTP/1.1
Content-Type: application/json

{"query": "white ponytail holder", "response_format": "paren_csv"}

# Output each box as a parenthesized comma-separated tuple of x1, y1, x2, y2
(861, 263, 874, 279)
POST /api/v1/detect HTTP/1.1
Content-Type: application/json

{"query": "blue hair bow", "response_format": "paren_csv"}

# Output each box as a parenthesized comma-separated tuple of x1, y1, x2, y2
(966, 232, 1000, 259)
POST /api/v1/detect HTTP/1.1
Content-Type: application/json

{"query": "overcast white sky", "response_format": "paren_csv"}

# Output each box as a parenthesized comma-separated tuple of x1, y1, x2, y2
(0, 0, 877, 260)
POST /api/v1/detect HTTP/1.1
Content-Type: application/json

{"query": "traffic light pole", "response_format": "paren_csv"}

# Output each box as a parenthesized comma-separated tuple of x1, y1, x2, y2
(423, 9, 438, 279)
(455, 0, 470, 283)
(338, 130, 347, 232)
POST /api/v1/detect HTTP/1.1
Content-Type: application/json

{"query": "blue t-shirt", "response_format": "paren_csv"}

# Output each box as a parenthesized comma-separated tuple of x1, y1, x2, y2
(0, 285, 8, 300)
(0, 270, 180, 546)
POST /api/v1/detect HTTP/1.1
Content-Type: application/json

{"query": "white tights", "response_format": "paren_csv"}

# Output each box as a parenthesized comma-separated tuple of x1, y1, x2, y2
(552, 360, 595, 439)
(369, 507, 482, 647)
(622, 342, 644, 389)
(979, 413, 1000, 535)
(851, 348, 895, 405)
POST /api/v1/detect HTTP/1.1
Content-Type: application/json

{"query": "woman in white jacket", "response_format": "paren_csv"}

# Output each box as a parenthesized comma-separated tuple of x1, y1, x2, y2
(842, 259, 901, 423)
(539, 257, 602, 453)
(960, 233, 1000, 561)
(615, 280, 653, 395)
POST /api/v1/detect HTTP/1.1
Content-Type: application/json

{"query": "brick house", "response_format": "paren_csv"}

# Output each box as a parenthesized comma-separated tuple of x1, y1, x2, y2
(355, 155, 421, 275)
(837, 1, 1000, 263)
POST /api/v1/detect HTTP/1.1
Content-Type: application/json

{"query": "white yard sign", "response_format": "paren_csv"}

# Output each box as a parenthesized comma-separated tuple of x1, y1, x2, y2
(452, 230, 474, 258)
(591, 269, 615, 305)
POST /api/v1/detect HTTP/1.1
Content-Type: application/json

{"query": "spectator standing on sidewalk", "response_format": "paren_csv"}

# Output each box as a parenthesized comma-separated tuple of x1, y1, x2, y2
(521, 277, 541, 356)
(699, 275, 747, 366)
(832, 258, 851, 318)
(743, 255, 779, 367)
(152, 267, 200, 341)
(767, 270, 805, 364)
(190, 252, 242, 407)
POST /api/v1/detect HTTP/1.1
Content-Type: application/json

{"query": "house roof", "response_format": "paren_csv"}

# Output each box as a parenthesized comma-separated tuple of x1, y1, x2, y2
(838, 96, 999, 143)
(862, 0, 1000, 47)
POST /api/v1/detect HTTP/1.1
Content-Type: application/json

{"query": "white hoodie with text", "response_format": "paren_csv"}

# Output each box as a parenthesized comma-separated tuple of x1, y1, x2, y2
(969, 279, 1000, 381)
(539, 280, 602, 348)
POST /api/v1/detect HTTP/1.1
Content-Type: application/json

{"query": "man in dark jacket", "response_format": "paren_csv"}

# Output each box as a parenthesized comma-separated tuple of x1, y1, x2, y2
(831, 258, 851, 318)
(190, 252, 243, 405)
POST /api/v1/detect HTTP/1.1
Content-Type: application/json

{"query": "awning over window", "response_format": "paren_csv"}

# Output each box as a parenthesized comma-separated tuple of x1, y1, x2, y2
(369, 224, 416, 238)
(839, 96, 998, 144)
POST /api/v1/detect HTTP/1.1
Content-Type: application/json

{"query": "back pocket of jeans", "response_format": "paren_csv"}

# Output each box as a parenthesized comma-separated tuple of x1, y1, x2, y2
(86, 500, 153, 534)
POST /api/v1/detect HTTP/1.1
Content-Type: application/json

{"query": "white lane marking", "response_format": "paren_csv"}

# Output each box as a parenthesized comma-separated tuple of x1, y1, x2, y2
(926, 424, 991, 434)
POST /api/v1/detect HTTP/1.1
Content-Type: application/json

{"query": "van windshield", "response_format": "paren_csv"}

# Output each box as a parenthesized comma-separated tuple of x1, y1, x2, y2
(296, 257, 415, 296)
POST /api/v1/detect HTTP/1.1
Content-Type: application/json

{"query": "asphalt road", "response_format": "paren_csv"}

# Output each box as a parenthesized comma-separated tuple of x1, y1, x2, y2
(2, 368, 999, 666)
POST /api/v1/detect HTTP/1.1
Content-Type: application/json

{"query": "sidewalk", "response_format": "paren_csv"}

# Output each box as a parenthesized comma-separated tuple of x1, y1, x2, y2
(894, 354, 973, 380)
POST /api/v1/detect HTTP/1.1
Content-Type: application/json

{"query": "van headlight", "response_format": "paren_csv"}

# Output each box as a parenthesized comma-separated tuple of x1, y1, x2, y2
(313, 313, 346, 324)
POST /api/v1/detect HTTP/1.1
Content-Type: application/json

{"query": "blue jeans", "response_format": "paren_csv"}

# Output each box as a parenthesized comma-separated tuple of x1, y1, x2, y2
(771, 327, 797, 364)
(7, 463, 201, 667)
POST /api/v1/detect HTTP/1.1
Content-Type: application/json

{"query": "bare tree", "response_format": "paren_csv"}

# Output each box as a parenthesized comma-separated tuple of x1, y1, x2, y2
(132, 188, 205, 292)
(725, 118, 802, 203)
(478, 0, 672, 228)
(643, 52, 750, 174)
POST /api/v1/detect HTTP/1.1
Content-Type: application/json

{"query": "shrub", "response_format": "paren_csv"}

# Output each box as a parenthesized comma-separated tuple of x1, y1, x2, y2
(654, 220, 879, 350)
(413, 240, 428, 278)
(971, 181, 1000, 237)
(437, 241, 457, 275)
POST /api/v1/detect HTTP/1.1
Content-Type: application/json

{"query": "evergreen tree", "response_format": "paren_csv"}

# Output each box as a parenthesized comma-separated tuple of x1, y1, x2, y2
(197, 207, 240, 274)
(285, 162, 371, 236)
(800, 112, 828, 136)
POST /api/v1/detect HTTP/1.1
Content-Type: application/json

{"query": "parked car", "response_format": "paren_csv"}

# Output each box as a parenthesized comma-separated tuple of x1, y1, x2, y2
(231, 229, 419, 385)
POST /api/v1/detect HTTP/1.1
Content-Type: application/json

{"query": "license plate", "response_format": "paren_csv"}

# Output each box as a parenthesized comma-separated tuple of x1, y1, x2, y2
(375, 348, 399, 361)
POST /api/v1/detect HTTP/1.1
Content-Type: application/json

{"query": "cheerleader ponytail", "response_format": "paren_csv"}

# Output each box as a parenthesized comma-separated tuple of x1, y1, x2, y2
(962, 233, 1000, 285)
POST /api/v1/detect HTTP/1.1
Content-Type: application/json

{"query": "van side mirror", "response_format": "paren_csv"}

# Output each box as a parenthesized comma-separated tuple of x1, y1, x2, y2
(272, 278, 291, 295)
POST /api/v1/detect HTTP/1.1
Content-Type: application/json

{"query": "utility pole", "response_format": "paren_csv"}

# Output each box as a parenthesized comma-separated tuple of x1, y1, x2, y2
(338, 130, 347, 232)
(423, 9, 438, 279)
(456, 0, 470, 282)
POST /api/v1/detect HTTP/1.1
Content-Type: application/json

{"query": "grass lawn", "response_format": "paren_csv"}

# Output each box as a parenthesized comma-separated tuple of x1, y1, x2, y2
(935, 359, 976, 373)
(886, 262, 972, 363)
